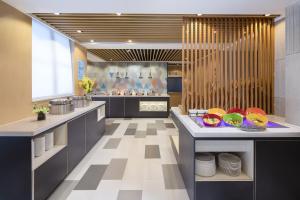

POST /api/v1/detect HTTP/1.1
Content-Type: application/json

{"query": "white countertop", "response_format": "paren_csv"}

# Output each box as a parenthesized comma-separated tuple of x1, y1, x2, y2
(0, 101, 105, 137)
(171, 107, 300, 138)
(92, 94, 170, 98)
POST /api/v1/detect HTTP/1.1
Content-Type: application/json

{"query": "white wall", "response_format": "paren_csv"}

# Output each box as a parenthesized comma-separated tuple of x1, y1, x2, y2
(274, 19, 286, 116)
(285, 1, 300, 125)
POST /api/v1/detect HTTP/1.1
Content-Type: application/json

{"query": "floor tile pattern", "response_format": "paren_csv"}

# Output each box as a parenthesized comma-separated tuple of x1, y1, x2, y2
(49, 118, 189, 200)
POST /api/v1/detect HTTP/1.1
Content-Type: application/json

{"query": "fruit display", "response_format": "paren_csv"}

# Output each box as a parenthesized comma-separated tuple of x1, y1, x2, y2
(208, 108, 226, 118)
(227, 108, 246, 117)
(246, 113, 268, 127)
(223, 113, 243, 127)
(246, 107, 266, 116)
(202, 114, 222, 127)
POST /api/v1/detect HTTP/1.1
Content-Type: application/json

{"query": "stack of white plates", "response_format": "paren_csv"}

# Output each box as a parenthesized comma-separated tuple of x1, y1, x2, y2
(195, 153, 216, 177)
(218, 153, 242, 177)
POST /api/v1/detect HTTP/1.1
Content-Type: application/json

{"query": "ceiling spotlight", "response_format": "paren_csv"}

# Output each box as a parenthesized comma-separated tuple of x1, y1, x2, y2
(116, 12, 122, 16)
(128, 40, 132, 43)
(54, 13, 60, 15)
(76, 30, 82, 33)
(265, 14, 271, 17)
(197, 13, 203, 16)
(90, 39, 95, 43)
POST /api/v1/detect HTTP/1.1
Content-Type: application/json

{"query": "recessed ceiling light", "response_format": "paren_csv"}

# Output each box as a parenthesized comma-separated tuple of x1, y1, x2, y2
(90, 39, 94, 43)
(116, 12, 122, 16)
(54, 13, 60, 15)
(128, 40, 132, 43)
(265, 14, 271, 17)
(197, 14, 203, 16)
(76, 30, 82, 33)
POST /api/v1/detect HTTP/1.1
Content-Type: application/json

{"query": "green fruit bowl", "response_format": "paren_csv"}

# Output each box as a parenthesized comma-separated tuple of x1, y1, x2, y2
(223, 113, 243, 127)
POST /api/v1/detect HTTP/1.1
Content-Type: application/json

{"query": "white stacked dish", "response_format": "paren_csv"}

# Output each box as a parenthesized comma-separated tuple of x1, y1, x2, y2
(34, 136, 45, 157)
(45, 132, 54, 151)
(195, 153, 216, 177)
(218, 153, 242, 177)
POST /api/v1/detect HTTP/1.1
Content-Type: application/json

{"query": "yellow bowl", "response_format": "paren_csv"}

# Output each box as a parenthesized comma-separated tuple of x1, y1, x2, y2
(208, 108, 226, 118)
(246, 113, 268, 127)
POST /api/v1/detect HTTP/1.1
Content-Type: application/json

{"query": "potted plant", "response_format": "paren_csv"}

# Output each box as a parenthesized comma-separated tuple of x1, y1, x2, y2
(33, 105, 49, 121)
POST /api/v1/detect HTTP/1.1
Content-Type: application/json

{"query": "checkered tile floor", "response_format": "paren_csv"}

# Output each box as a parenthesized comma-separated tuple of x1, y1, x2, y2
(48, 118, 189, 200)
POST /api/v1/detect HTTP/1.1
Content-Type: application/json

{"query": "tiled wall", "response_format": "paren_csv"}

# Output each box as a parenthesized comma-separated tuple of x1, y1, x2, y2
(87, 62, 167, 94)
(286, 1, 300, 125)
(274, 19, 286, 117)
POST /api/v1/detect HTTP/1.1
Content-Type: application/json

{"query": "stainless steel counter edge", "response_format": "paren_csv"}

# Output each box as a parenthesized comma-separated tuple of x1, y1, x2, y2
(91, 94, 170, 98)
(0, 101, 106, 137)
(170, 107, 300, 138)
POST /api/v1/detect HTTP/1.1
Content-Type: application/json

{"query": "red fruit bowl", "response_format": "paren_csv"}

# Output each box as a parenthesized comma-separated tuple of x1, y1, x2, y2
(227, 108, 246, 118)
(202, 114, 222, 127)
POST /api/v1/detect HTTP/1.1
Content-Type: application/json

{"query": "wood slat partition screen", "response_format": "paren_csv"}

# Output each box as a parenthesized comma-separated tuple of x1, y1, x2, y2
(182, 17, 274, 114)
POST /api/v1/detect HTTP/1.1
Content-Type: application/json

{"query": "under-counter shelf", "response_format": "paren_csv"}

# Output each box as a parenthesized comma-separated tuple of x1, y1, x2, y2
(32, 124, 68, 170)
(196, 169, 253, 182)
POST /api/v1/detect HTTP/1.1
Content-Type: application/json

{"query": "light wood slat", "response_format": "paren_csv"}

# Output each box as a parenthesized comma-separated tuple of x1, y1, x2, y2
(182, 17, 274, 114)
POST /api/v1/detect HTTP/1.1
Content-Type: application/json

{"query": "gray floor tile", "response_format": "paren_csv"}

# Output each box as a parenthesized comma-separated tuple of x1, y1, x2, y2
(48, 180, 78, 200)
(135, 131, 146, 138)
(155, 120, 166, 130)
(74, 165, 108, 190)
(103, 138, 121, 149)
(105, 123, 120, 135)
(147, 123, 157, 129)
(162, 164, 185, 189)
(102, 159, 128, 180)
(124, 118, 132, 120)
(106, 119, 115, 125)
(165, 123, 176, 128)
(128, 123, 138, 129)
(155, 120, 165, 124)
(146, 128, 157, 135)
(145, 145, 161, 159)
(117, 190, 142, 200)
(124, 128, 136, 135)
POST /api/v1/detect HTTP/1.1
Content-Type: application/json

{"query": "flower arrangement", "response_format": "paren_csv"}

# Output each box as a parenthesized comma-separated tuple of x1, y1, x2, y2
(33, 105, 49, 121)
(78, 76, 95, 94)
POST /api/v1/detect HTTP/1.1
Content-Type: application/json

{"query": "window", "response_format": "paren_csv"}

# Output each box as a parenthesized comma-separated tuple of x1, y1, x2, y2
(32, 19, 73, 101)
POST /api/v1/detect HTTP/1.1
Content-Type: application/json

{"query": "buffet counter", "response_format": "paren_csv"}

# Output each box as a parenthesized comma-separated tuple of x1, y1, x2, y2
(170, 107, 300, 200)
(92, 95, 170, 118)
(0, 101, 106, 200)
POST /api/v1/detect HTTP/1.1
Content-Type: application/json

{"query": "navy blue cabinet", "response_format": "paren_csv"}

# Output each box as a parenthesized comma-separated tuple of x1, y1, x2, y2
(34, 147, 68, 200)
(124, 97, 140, 117)
(86, 110, 105, 152)
(255, 140, 300, 200)
(68, 115, 86, 171)
(92, 97, 110, 117)
(109, 97, 125, 118)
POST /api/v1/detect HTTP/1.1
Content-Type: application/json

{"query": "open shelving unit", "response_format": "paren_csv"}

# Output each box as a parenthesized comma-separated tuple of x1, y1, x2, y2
(32, 124, 68, 170)
(195, 140, 254, 182)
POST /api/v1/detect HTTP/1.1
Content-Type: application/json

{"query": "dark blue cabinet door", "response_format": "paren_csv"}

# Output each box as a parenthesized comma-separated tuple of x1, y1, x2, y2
(256, 140, 300, 200)
(109, 97, 125, 118)
(86, 109, 105, 152)
(125, 97, 140, 117)
(34, 147, 68, 200)
(68, 115, 86, 171)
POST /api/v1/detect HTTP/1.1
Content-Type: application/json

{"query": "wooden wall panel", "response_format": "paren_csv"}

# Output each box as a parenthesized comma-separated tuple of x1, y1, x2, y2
(182, 17, 274, 114)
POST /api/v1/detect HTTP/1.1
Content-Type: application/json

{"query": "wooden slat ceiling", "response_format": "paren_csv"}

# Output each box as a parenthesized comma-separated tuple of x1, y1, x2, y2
(33, 14, 184, 43)
(88, 49, 182, 61)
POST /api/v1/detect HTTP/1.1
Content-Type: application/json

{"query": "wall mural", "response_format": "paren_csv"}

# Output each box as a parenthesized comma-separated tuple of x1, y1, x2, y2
(87, 62, 167, 94)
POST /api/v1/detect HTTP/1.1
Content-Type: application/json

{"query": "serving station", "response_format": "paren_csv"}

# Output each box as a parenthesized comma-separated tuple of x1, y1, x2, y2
(171, 107, 300, 200)
(92, 95, 170, 118)
(0, 101, 106, 200)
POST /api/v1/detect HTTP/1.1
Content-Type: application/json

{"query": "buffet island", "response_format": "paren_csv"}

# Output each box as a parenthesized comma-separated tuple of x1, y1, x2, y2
(92, 94, 170, 118)
(170, 107, 300, 200)
(0, 101, 106, 200)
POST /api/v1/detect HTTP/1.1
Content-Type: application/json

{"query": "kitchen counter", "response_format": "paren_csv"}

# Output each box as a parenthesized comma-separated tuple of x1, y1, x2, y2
(0, 101, 105, 137)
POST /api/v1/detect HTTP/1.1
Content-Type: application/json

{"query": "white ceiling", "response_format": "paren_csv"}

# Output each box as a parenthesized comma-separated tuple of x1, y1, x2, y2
(3, 0, 296, 16)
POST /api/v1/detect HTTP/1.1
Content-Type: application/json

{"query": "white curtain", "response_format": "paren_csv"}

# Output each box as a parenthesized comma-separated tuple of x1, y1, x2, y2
(32, 19, 73, 100)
